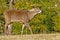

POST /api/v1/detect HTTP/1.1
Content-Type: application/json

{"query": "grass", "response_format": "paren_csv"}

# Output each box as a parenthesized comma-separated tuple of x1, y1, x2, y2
(0, 33, 60, 40)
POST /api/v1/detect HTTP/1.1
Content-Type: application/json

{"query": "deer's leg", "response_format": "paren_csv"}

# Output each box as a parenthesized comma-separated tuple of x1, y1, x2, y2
(5, 23, 9, 34)
(5, 22, 12, 35)
(8, 24, 12, 35)
(25, 23, 33, 34)
(21, 24, 25, 35)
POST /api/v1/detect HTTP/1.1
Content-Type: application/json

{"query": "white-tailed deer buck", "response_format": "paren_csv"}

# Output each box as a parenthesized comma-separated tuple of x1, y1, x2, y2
(4, 0, 42, 34)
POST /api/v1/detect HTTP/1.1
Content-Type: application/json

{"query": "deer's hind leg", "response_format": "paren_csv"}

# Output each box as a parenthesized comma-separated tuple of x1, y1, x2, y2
(5, 22, 12, 35)
(5, 23, 9, 34)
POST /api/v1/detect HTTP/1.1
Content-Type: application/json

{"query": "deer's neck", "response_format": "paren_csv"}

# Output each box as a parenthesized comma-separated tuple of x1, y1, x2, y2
(28, 12, 37, 20)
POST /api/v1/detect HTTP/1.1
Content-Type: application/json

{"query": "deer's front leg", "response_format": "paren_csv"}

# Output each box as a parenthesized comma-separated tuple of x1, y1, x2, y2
(25, 23, 33, 34)
(21, 24, 25, 35)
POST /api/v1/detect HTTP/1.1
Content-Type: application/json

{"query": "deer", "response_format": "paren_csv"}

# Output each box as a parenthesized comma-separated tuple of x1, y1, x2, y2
(4, 0, 42, 35)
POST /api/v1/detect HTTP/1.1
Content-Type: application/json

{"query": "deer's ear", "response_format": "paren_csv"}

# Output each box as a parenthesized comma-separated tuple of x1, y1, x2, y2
(28, 9, 34, 12)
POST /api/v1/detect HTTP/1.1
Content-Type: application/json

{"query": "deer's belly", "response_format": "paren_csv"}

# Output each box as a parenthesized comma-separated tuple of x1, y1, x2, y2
(11, 20, 20, 22)
(11, 16, 28, 23)
(11, 19, 26, 23)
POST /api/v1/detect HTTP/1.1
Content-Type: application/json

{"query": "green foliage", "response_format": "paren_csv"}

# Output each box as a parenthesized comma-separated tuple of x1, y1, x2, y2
(12, 22, 22, 34)
(0, 0, 60, 34)
(0, 0, 7, 33)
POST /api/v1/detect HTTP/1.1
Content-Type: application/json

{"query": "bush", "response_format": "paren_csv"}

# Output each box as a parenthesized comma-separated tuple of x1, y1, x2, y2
(0, 0, 60, 34)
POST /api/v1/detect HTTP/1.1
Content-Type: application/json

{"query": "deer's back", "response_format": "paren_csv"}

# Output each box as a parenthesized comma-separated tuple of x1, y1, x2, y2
(4, 9, 29, 23)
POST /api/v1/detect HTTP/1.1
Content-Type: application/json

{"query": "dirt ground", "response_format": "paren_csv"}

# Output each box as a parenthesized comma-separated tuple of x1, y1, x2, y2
(0, 33, 60, 40)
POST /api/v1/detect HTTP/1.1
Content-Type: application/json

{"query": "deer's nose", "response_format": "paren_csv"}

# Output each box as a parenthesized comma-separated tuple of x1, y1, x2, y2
(38, 10, 42, 13)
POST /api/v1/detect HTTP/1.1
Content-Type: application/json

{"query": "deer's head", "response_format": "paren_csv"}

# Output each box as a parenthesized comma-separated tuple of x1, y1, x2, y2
(29, 8, 42, 14)
(28, 8, 42, 20)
